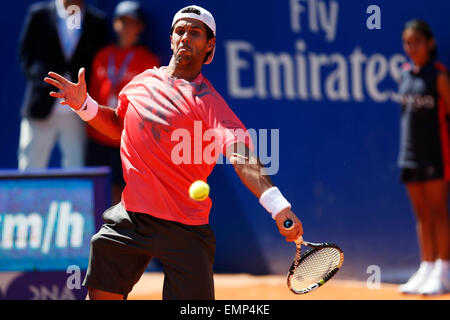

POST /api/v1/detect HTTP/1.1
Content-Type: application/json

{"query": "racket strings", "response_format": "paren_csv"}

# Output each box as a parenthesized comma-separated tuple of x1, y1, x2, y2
(290, 247, 342, 291)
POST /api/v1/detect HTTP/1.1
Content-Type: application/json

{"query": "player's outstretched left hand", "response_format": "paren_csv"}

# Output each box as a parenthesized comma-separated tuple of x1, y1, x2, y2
(275, 208, 303, 242)
(44, 68, 87, 110)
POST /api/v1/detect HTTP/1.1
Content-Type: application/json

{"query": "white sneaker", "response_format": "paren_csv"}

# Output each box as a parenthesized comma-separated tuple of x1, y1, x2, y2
(419, 259, 450, 295)
(419, 276, 445, 295)
(398, 261, 434, 294)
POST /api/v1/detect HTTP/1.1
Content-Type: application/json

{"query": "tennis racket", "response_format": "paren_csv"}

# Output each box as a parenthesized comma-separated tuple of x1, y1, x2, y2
(283, 219, 344, 294)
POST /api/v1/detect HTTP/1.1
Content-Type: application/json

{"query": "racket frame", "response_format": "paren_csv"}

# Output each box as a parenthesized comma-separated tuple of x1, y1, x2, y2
(286, 241, 344, 294)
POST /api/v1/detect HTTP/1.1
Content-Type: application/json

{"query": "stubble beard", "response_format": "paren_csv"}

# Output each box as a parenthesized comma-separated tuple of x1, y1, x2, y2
(174, 53, 193, 67)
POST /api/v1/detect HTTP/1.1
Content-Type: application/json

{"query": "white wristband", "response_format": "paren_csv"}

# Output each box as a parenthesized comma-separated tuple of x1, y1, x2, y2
(259, 187, 291, 220)
(73, 94, 98, 121)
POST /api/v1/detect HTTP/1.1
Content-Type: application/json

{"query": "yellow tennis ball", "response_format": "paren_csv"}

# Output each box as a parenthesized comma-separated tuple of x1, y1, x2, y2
(189, 180, 210, 201)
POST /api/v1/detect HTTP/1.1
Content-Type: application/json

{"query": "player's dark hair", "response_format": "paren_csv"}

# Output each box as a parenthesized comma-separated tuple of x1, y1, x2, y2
(170, 7, 215, 63)
(403, 19, 437, 60)
(181, 7, 201, 15)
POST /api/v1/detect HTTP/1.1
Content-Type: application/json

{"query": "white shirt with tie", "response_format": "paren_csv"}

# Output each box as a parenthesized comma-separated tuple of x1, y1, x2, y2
(18, 0, 88, 170)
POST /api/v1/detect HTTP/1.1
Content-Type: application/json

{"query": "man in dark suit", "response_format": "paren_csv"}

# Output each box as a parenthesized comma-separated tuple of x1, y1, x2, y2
(18, 0, 108, 170)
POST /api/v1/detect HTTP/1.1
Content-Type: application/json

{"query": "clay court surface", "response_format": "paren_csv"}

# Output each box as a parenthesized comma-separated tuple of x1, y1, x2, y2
(128, 272, 450, 300)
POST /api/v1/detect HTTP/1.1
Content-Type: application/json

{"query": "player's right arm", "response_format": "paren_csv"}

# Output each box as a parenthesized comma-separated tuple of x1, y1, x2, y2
(44, 68, 124, 140)
(225, 142, 303, 242)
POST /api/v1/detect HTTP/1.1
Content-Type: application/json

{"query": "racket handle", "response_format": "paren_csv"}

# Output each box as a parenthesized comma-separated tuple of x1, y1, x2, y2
(283, 219, 304, 245)
(295, 235, 304, 246)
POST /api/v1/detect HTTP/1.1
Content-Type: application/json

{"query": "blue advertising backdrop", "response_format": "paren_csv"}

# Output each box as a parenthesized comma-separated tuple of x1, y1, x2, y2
(1, 0, 450, 282)
(0, 179, 95, 271)
(0, 168, 110, 299)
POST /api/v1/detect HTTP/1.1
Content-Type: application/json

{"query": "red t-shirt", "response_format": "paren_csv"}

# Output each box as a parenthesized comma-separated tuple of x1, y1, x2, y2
(88, 44, 160, 147)
(117, 67, 253, 225)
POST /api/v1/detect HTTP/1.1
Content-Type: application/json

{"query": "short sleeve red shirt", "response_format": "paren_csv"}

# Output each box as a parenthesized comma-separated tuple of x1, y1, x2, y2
(117, 67, 253, 225)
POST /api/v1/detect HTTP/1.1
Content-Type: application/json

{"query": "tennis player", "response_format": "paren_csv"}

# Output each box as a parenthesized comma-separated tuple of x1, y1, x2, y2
(45, 5, 303, 300)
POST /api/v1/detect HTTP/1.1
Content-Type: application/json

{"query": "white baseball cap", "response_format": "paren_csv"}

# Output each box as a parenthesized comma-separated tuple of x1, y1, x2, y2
(171, 5, 216, 64)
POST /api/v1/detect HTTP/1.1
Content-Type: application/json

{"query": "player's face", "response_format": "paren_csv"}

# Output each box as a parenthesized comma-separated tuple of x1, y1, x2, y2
(402, 29, 435, 66)
(171, 18, 214, 66)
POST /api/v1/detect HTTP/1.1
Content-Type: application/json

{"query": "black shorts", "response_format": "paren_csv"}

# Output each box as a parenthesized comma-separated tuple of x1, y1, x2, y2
(400, 165, 443, 183)
(82, 203, 216, 299)
(85, 138, 125, 186)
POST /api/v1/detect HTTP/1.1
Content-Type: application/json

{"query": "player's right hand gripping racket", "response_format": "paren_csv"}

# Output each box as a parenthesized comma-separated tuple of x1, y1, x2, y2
(283, 219, 344, 294)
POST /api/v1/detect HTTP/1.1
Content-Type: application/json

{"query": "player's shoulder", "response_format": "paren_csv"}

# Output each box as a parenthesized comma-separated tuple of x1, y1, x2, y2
(129, 67, 162, 84)
(198, 76, 229, 106)
(200, 76, 219, 95)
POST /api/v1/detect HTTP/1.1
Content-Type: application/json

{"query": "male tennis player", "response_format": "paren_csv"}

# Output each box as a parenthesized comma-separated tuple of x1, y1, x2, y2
(45, 5, 303, 300)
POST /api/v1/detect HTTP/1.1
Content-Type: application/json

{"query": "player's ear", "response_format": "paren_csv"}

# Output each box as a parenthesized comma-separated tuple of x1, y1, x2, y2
(207, 37, 215, 53)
